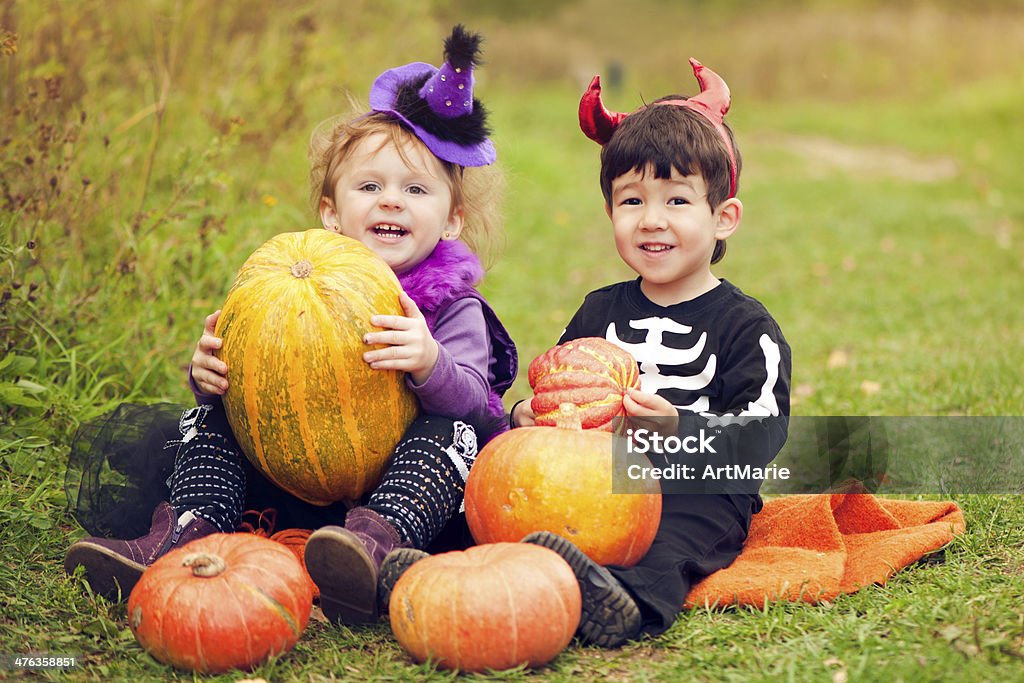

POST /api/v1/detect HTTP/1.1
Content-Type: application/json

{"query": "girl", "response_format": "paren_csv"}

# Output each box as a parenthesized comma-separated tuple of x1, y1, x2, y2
(65, 25, 517, 626)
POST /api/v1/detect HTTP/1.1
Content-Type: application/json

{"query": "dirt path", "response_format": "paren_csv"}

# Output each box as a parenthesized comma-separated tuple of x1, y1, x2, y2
(756, 134, 959, 182)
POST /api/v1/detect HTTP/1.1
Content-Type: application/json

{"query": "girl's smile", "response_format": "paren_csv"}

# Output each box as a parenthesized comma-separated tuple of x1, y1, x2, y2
(371, 223, 410, 240)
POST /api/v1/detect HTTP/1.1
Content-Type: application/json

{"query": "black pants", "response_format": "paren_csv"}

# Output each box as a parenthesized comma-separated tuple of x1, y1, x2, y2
(171, 403, 475, 553)
(608, 493, 757, 636)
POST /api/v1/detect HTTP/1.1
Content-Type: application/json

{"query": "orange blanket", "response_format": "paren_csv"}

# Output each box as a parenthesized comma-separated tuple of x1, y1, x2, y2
(685, 494, 966, 609)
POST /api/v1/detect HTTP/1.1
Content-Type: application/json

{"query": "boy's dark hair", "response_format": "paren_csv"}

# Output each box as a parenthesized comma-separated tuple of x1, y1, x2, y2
(599, 97, 742, 264)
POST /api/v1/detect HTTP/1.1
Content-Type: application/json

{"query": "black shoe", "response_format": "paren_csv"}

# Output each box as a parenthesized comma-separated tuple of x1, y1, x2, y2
(522, 531, 642, 648)
(377, 548, 430, 615)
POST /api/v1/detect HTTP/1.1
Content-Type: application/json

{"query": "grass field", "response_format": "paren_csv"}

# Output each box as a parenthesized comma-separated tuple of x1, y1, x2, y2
(2, 1, 1023, 681)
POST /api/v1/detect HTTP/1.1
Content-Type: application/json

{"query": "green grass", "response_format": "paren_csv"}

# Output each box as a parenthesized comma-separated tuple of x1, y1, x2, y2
(2, 1, 1024, 681)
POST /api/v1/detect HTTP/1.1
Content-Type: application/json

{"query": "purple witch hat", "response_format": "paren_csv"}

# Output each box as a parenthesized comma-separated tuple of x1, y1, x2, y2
(369, 25, 496, 167)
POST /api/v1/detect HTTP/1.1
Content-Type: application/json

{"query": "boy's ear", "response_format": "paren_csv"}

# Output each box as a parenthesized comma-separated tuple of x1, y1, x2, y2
(715, 197, 743, 240)
(320, 196, 341, 233)
(442, 206, 465, 240)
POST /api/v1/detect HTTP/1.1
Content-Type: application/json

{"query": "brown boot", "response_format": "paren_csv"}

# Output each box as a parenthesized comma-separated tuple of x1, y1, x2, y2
(304, 507, 405, 625)
(64, 501, 217, 599)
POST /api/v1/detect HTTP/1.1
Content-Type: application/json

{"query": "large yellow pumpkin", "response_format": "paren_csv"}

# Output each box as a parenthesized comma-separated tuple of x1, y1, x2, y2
(216, 229, 419, 505)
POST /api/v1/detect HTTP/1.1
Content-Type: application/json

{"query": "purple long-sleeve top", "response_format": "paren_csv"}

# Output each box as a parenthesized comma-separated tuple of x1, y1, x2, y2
(408, 297, 492, 424)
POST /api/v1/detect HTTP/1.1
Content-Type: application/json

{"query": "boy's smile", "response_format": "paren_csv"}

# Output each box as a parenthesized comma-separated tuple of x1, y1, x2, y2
(320, 132, 463, 273)
(608, 165, 741, 306)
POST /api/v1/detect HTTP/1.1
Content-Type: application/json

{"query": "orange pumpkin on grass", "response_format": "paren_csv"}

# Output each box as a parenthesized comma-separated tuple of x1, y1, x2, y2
(216, 229, 419, 505)
(127, 533, 313, 674)
(465, 404, 661, 567)
(390, 543, 581, 672)
(529, 337, 640, 431)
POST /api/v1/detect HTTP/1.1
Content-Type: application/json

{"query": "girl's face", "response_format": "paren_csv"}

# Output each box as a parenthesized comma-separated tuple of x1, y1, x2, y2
(320, 132, 463, 274)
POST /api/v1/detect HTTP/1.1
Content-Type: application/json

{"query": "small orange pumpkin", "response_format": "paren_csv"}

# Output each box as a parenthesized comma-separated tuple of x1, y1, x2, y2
(216, 229, 419, 505)
(529, 337, 640, 431)
(127, 533, 313, 674)
(390, 543, 581, 672)
(465, 405, 661, 567)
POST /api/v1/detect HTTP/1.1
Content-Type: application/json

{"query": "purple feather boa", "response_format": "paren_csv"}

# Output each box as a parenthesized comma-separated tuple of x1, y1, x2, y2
(395, 239, 509, 430)
(397, 239, 483, 324)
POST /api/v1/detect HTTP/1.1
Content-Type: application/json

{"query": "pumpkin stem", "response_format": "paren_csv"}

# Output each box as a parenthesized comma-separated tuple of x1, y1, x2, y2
(182, 552, 227, 578)
(290, 259, 314, 278)
(554, 403, 583, 431)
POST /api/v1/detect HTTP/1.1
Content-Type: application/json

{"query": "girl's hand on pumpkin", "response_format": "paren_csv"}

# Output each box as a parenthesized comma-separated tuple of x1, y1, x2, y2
(190, 310, 229, 395)
(623, 388, 679, 434)
(364, 292, 439, 385)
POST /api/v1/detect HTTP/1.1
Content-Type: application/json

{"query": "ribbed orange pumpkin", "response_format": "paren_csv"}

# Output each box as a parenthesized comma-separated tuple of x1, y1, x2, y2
(216, 229, 419, 505)
(529, 337, 640, 431)
(127, 533, 313, 674)
(390, 543, 581, 672)
(465, 406, 661, 567)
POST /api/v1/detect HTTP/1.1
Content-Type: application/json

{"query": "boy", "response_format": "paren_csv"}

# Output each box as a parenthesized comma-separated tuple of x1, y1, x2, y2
(510, 59, 792, 647)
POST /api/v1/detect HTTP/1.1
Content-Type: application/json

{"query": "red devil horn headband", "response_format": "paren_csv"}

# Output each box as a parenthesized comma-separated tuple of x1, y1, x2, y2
(579, 58, 738, 199)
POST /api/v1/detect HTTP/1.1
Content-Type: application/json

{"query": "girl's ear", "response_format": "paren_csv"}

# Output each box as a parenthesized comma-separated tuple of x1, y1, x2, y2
(714, 197, 743, 240)
(442, 206, 465, 240)
(320, 196, 341, 233)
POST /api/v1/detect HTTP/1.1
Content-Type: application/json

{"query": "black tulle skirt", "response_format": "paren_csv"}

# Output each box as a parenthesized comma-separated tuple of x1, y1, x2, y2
(65, 403, 186, 539)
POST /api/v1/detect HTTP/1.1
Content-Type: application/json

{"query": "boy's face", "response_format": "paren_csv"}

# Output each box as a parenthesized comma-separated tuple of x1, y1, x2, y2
(607, 164, 741, 306)
(320, 132, 463, 274)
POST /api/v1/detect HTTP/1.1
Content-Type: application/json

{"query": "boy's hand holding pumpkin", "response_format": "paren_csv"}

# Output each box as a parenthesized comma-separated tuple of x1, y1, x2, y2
(363, 292, 439, 386)
(510, 399, 537, 428)
(623, 387, 680, 435)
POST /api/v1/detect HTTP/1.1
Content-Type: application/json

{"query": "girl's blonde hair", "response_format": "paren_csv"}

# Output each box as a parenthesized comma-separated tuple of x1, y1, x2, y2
(309, 109, 505, 266)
